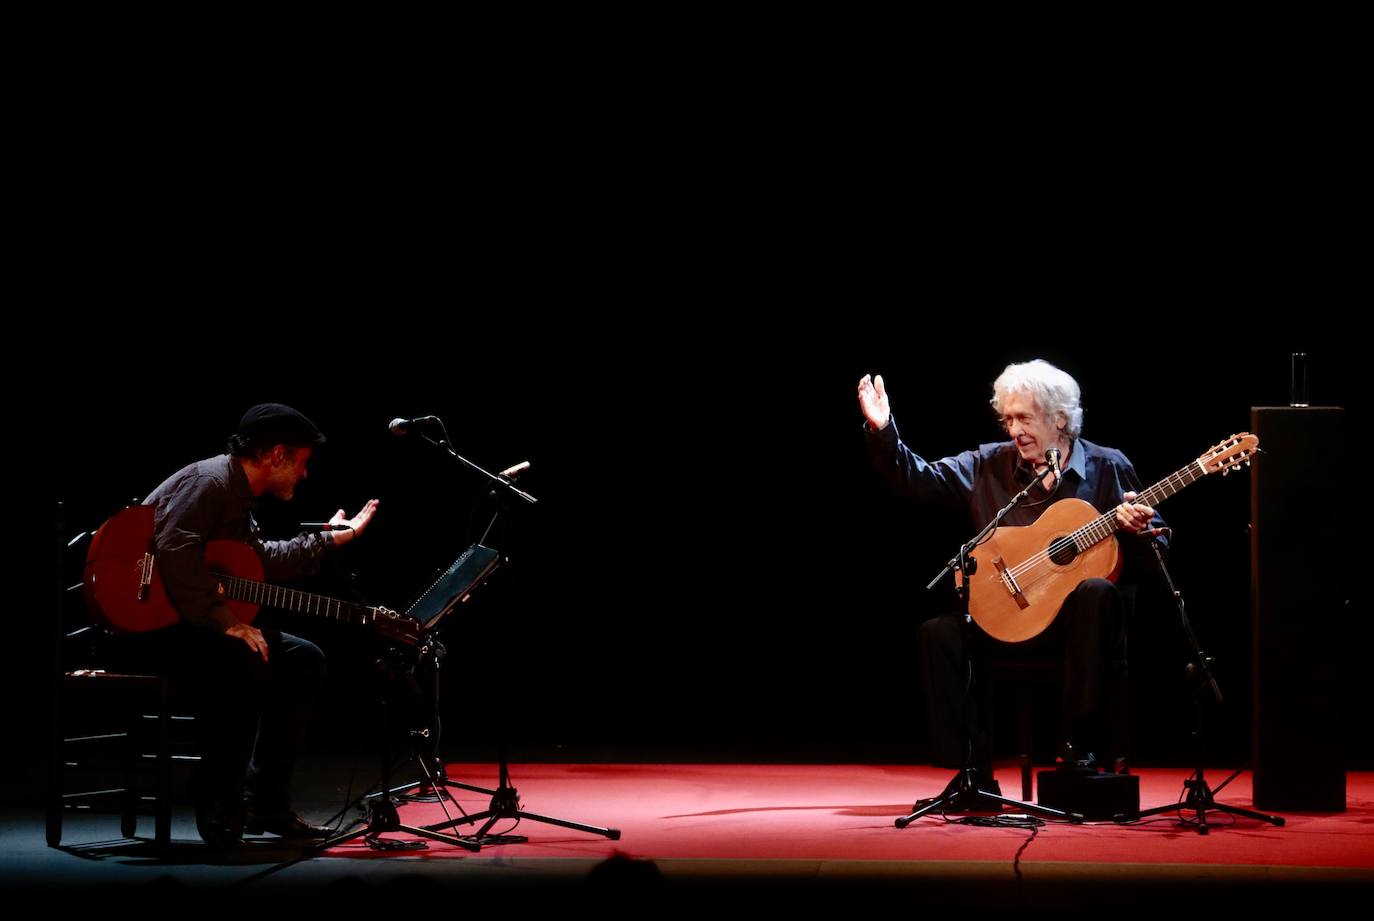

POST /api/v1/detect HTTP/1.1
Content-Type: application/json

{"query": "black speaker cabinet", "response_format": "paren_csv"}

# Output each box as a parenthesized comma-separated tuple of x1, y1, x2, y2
(1251, 406, 1345, 811)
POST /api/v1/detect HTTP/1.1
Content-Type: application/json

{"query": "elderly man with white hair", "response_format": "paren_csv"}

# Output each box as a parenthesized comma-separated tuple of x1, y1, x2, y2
(859, 359, 1165, 806)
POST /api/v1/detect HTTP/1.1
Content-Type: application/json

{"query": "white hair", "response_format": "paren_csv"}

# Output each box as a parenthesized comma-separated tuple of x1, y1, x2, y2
(990, 359, 1083, 439)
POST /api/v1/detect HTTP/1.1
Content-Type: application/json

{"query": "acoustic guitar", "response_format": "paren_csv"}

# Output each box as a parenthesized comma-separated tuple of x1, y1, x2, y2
(961, 433, 1257, 643)
(83, 505, 420, 644)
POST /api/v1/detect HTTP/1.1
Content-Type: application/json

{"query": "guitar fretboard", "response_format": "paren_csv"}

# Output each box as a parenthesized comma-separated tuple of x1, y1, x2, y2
(222, 575, 374, 626)
(1068, 458, 1206, 552)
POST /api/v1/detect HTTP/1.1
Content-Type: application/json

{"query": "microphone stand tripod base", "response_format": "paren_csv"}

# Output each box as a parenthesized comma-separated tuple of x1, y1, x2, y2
(895, 768, 1084, 828)
(423, 766, 622, 846)
(317, 793, 482, 853)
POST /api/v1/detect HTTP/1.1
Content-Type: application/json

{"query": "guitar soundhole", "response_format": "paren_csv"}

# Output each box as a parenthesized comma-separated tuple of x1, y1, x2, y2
(1047, 539, 1078, 566)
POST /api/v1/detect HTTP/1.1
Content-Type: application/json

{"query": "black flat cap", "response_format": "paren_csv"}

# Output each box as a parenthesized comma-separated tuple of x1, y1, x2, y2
(237, 403, 326, 447)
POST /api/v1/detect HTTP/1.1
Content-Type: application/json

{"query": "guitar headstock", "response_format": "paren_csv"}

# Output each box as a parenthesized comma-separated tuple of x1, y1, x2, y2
(1199, 432, 1259, 477)
(373, 606, 422, 645)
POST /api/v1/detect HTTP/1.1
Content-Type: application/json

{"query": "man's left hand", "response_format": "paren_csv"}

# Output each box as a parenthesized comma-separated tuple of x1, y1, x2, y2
(1115, 491, 1154, 533)
(328, 499, 380, 545)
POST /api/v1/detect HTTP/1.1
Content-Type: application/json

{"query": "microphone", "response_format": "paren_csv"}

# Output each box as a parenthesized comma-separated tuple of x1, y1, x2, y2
(1045, 447, 1062, 483)
(300, 522, 352, 531)
(389, 416, 440, 436)
(498, 460, 531, 479)
(1138, 526, 1173, 539)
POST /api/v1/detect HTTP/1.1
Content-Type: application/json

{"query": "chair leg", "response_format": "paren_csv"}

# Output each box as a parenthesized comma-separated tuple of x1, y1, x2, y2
(46, 679, 64, 848)
(155, 676, 172, 850)
(1019, 686, 1034, 801)
(121, 707, 139, 839)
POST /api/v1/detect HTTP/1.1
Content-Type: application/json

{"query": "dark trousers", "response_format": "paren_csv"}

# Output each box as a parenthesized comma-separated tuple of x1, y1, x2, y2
(916, 578, 1127, 772)
(139, 623, 325, 812)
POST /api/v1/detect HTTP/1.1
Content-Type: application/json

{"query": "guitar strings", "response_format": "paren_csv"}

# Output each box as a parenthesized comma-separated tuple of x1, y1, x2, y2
(996, 459, 1208, 588)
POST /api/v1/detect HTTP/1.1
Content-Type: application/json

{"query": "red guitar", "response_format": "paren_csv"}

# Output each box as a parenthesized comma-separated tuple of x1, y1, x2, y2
(960, 433, 1258, 643)
(83, 505, 420, 645)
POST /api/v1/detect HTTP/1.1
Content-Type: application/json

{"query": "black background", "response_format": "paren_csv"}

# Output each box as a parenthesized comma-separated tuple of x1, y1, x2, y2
(17, 57, 1366, 799)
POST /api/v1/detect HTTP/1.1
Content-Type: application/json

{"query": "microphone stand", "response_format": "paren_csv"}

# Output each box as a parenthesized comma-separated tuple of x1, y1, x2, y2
(395, 416, 620, 845)
(898, 461, 1081, 827)
(1115, 532, 1284, 833)
(414, 418, 537, 507)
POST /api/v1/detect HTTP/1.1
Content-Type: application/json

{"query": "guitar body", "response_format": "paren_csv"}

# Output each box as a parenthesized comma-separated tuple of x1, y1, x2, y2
(84, 505, 423, 643)
(84, 504, 265, 632)
(958, 498, 1121, 644)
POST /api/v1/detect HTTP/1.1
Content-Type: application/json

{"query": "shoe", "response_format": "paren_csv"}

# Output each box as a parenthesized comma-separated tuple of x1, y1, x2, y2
(195, 799, 244, 848)
(243, 807, 331, 839)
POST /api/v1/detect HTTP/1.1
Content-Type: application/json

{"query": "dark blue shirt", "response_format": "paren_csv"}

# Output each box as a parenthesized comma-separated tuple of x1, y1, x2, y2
(866, 416, 1167, 562)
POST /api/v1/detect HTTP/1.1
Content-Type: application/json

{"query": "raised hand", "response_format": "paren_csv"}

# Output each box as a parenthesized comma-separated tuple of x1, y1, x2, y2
(857, 373, 891, 431)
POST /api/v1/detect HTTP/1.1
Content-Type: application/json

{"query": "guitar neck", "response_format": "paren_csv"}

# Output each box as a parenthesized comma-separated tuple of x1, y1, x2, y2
(222, 575, 375, 626)
(1070, 459, 1205, 551)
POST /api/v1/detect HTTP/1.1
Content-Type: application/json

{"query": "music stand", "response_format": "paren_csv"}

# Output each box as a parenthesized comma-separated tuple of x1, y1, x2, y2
(414, 536, 621, 844)
(364, 544, 505, 806)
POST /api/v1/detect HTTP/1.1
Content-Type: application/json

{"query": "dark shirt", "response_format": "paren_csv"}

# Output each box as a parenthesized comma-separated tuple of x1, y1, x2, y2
(865, 416, 1167, 568)
(142, 454, 333, 633)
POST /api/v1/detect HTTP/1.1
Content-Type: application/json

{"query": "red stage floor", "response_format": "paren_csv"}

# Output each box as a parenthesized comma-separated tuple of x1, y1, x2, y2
(325, 763, 1374, 872)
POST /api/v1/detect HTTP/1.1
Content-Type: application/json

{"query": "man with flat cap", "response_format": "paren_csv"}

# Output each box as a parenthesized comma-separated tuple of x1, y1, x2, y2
(141, 403, 379, 847)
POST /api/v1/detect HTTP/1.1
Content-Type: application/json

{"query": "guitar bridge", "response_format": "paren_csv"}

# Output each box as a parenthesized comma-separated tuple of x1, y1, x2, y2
(993, 556, 1030, 610)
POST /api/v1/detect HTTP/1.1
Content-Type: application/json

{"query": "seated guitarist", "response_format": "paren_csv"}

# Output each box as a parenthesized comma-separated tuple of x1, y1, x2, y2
(858, 360, 1164, 795)
(140, 403, 379, 847)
